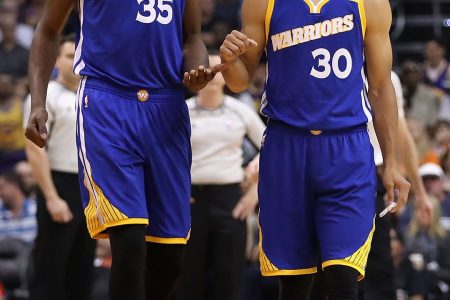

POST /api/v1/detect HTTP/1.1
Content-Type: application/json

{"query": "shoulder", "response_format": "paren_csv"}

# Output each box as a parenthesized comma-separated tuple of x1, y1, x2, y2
(224, 96, 254, 112)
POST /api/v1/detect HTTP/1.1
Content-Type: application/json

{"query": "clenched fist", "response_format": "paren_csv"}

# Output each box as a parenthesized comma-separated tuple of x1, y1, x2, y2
(220, 30, 258, 65)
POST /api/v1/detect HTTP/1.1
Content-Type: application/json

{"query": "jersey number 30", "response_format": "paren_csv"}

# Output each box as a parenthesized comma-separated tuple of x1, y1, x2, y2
(310, 48, 352, 79)
(136, 0, 173, 25)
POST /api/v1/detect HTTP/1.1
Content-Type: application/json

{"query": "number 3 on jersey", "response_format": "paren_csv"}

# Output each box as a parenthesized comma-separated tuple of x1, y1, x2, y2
(310, 48, 352, 79)
(136, 0, 173, 24)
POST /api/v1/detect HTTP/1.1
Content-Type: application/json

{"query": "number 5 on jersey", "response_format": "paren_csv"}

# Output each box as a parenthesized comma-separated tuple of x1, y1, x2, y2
(310, 48, 352, 79)
(136, 0, 173, 24)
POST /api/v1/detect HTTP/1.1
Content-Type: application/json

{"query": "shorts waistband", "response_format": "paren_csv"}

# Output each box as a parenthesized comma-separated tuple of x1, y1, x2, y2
(269, 120, 368, 136)
(81, 77, 185, 102)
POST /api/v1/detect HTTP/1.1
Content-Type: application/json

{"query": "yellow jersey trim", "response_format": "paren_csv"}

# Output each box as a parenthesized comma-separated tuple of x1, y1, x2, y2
(322, 260, 365, 280)
(262, 267, 318, 277)
(303, 0, 330, 14)
(145, 236, 189, 245)
(351, 0, 366, 38)
(90, 218, 149, 239)
(265, 0, 275, 43)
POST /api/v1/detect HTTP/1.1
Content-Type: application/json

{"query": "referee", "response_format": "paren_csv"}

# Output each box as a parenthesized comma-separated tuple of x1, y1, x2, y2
(179, 55, 265, 300)
(24, 35, 96, 300)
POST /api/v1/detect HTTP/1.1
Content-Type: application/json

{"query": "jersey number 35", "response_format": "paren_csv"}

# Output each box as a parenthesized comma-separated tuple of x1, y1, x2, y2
(136, 0, 173, 25)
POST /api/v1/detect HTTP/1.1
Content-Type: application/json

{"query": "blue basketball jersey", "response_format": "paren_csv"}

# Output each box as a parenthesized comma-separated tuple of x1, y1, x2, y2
(74, 0, 185, 89)
(262, 0, 371, 130)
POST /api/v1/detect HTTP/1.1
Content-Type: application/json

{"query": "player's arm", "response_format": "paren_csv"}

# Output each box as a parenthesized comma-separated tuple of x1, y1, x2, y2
(26, 0, 76, 148)
(365, 0, 410, 212)
(182, 0, 223, 91)
(25, 140, 73, 223)
(219, 0, 267, 93)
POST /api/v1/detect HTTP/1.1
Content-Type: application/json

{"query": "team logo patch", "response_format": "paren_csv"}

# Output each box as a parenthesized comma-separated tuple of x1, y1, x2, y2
(137, 89, 149, 102)
(310, 130, 322, 136)
(84, 95, 89, 108)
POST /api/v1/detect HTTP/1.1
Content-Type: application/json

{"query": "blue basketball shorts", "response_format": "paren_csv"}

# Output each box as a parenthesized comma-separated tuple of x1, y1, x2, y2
(258, 120, 377, 279)
(75, 77, 191, 244)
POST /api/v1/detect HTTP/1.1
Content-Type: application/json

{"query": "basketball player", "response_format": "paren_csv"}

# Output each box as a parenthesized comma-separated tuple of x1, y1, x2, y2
(219, 0, 410, 299)
(25, 0, 221, 299)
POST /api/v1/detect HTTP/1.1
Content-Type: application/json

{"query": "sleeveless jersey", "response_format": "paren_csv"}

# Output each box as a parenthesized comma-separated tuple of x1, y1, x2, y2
(74, 0, 185, 89)
(262, 0, 371, 130)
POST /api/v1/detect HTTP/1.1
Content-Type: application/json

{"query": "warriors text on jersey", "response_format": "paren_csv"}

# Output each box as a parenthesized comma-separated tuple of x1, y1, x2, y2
(262, 0, 370, 130)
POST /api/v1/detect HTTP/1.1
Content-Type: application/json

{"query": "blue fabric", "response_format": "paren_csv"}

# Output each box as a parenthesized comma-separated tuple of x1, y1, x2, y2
(263, 0, 369, 130)
(75, 78, 191, 240)
(74, 0, 185, 89)
(258, 121, 376, 270)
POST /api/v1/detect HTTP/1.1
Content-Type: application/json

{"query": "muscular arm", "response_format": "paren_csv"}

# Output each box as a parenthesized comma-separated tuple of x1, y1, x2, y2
(183, 0, 208, 73)
(26, 0, 76, 147)
(220, 0, 267, 92)
(365, 0, 410, 208)
(365, 0, 397, 168)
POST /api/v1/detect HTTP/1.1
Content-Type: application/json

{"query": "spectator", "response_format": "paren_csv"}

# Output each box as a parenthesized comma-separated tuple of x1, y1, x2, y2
(423, 39, 450, 95)
(179, 55, 265, 300)
(24, 34, 96, 300)
(391, 230, 427, 300)
(14, 161, 36, 198)
(0, 0, 34, 49)
(401, 61, 441, 128)
(0, 171, 37, 244)
(433, 120, 450, 161)
(0, 11, 28, 80)
(0, 74, 26, 172)
(406, 197, 450, 299)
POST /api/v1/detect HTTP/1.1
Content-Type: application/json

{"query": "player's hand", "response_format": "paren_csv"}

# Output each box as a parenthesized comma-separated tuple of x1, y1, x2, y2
(25, 106, 48, 148)
(220, 30, 258, 66)
(382, 167, 411, 213)
(183, 64, 226, 92)
(232, 186, 258, 221)
(46, 196, 73, 224)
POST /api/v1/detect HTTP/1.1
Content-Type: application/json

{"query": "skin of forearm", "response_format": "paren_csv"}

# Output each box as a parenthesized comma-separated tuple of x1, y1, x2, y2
(369, 84, 398, 169)
(29, 26, 60, 109)
(222, 59, 252, 93)
(25, 141, 59, 201)
(183, 34, 209, 72)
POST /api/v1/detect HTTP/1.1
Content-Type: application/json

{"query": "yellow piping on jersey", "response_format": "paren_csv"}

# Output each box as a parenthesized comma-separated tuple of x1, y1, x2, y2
(351, 0, 366, 38)
(304, 0, 330, 14)
(265, 0, 275, 43)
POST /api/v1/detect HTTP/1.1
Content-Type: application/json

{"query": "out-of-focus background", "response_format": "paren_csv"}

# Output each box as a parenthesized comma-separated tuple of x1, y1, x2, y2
(0, 0, 450, 299)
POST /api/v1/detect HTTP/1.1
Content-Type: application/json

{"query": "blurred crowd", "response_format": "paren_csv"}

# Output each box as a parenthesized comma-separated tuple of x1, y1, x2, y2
(0, 0, 450, 300)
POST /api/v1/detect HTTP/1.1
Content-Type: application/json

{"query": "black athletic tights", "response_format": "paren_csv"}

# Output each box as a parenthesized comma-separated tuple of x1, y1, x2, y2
(108, 225, 185, 300)
(279, 266, 359, 300)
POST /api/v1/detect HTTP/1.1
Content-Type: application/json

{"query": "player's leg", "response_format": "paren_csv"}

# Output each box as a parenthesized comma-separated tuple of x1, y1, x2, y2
(109, 225, 146, 300)
(278, 275, 315, 300)
(323, 266, 359, 300)
(210, 184, 247, 300)
(179, 185, 209, 300)
(141, 92, 192, 300)
(312, 128, 377, 300)
(76, 81, 151, 300)
(145, 243, 185, 300)
(258, 122, 318, 297)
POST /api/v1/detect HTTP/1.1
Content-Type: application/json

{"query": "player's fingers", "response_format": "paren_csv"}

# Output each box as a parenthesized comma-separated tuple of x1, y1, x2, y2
(385, 181, 394, 204)
(204, 68, 214, 82)
(212, 63, 227, 73)
(183, 71, 190, 87)
(189, 70, 198, 87)
(391, 182, 410, 213)
(230, 31, 258, 48)
(220, 45, 236, 62)
(228, 34, 247, 53)
(197, 65, 206, 84)
(224, 40, 241, 56)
